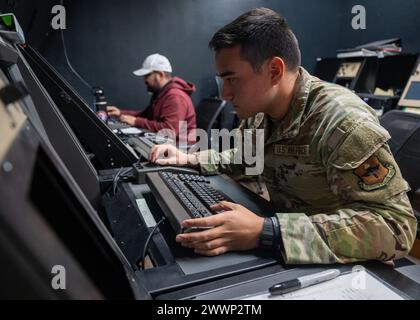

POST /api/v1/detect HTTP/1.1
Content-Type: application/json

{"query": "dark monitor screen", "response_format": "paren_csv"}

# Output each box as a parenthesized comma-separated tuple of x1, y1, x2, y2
(0, 66, 143, 299)
(314, 57, 341, 82)
(17, 44, 138, 170)
(12, 57, 101, 207)
(405, 81, 420, 100)
(375, 54, 418, 93)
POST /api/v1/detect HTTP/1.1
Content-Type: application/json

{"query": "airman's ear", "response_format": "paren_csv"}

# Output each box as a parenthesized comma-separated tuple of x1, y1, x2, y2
(269, 57, 285, 85)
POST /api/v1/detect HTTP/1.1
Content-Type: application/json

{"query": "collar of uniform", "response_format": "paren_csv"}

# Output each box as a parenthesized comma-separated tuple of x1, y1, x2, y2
(248, 112, 265, 129)
(264, 67, 312, 145)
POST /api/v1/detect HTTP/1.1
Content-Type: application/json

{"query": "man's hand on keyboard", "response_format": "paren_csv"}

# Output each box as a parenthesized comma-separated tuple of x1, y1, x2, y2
(175, 201, 264, 256)
(106, 106, 121, 117)
(120, 114, 136, 126)
(149, 144, 198, 167)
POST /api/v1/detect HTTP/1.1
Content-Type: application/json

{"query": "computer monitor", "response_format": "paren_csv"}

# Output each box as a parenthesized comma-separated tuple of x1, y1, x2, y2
(404, 81, 420, 100)
(0, 13, 25, 44)
(17, 44, 138, 170)
(375, 54, 418, 95)
(332, 58, 377, 93)
(399, 58, 420, 108)
(0, 67, 148, 299)
(314, 57, 341, 83)
(10, 53, 101, 207)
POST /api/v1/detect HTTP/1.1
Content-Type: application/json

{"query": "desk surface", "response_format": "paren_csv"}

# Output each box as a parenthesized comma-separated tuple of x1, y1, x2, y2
(156, 260, 420, 300)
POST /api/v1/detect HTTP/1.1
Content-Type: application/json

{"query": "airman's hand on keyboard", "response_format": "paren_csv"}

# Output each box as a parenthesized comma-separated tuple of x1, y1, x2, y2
(175, 201, 265, 256)
(149, 144, 196, 167)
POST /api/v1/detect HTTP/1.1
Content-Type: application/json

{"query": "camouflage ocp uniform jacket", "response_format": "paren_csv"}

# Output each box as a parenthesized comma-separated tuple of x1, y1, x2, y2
(195, 67, 417, 264)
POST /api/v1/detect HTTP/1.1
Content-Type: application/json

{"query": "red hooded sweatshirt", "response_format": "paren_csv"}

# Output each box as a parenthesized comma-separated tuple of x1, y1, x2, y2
(121, 77, 196, 143)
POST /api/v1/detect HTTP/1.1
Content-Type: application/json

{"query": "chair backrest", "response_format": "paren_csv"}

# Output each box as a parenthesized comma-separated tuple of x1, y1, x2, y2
(380, 110, 420, 196)
(380, 110, 420, 155)
(195, 98, 226, 134)
(219, 101, 239, 132)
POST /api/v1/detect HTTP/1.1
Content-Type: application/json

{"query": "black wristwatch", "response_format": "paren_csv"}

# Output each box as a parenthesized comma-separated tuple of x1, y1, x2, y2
(259, 216, 283, 255)
(259, 217, 276, 250)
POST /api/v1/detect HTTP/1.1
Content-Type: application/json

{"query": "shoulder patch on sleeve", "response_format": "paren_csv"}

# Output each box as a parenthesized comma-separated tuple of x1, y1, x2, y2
(353, 155, 396, 191)
(330, 120, 391, 169)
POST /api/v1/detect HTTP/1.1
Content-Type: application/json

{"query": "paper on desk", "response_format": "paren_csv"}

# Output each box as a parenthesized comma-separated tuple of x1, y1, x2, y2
(118, 127, 143, 135)
(241, 270, 404, 300)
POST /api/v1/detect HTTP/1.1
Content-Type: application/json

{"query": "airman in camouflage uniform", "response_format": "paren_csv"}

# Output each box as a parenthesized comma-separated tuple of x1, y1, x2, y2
(197, 67, 417, 264)
(149, 8, 417, 264)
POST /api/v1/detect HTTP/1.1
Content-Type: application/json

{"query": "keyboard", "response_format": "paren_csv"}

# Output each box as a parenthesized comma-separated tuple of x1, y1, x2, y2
(146, 172, 232, 233)
(107, 119, 131, 130)
(127, 133, 174, 159)
(132, 161, 199, 184)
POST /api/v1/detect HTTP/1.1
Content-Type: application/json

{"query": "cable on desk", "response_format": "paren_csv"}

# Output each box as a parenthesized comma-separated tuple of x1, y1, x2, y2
(109, 167, 133, 197)
(140, 217, 166, 270)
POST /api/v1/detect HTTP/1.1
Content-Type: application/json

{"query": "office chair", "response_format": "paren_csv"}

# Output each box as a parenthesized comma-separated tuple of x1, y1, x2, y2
(380, 110, 420, 155)
(196, 97, 226, 132)
(195, 97, 227, 150)
(380, 110, 420, 197)
(381, 111, 420, 284)
(396, 200, 420, 285)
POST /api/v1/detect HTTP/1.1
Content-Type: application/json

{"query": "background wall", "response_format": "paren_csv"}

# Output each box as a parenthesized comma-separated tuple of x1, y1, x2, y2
(339, 0, 420, 54)
(2, 0, 420, 112)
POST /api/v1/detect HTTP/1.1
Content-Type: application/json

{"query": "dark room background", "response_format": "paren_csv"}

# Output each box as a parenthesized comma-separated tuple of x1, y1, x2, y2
(1, 0, 420, 112)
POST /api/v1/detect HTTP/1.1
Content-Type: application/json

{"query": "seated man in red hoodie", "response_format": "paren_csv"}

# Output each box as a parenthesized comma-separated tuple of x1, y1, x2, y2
(107, 53, 197, 143)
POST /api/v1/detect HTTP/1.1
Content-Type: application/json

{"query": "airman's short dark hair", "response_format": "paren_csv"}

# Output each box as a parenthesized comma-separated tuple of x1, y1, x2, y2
(209, 7, 301, 72)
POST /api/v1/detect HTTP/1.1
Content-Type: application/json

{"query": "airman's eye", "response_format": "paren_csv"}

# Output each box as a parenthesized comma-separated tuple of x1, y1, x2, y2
(227, 78, 237, 84)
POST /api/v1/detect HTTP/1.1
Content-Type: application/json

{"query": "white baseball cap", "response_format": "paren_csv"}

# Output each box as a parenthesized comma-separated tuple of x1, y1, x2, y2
(133, 53, 172, 76)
